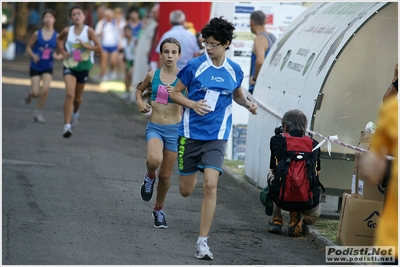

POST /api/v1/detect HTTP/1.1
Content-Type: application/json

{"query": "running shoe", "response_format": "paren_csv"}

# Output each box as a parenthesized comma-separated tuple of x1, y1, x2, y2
(140, 172, 156, 201)
(100, 74, 109, 82)
(109, 71, 118, 81)
(25, 92, 32, 105)
(120, 92, 130, 101)
(33, 113, 45, 124)
(195, 239, 214, 260)
(63, 124, 72, 138)
(71, 112, 79, 128)
(152, 210, 168, 229)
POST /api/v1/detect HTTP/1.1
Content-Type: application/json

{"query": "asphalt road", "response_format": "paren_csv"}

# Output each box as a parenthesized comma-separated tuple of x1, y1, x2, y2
(2, 56, 327, 265)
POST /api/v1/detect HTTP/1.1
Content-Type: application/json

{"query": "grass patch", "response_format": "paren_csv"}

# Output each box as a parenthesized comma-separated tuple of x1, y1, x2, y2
(224, 159, 245, 178)
(314, 218, 339, 243)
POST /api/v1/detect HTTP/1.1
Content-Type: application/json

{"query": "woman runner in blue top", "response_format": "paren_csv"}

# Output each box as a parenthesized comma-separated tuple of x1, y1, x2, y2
(25, 9, 63, 123)
(135, 37, 186, 229)
(170, 17, 258, 260)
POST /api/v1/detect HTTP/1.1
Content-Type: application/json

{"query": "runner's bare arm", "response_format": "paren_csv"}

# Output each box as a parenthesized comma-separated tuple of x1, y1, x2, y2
(233, 87, 257, 114)
(86, 27, 102, 54)
(170, 80, 211, 116)
(56, 27, 70, 58)
(26, 31, 39, 63)
(135, 71, 155, 113)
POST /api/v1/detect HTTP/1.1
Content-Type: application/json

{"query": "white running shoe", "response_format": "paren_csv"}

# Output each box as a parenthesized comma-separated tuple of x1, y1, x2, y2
(109, 72, 118, 81)
(63, 124, 72, 138)
(33, 113, 45, 124)
(195, 240, 214, 260)
(71, 112, 79, 128)
(100, 74, 109, 82)
(120, 92, 130, 101)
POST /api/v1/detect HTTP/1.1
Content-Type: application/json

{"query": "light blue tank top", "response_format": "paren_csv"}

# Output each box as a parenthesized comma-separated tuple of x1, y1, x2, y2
(151, 68, 185, 103)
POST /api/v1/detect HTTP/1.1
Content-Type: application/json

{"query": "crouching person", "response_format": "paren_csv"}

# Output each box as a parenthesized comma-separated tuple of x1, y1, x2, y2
(267, 109, 323, 237)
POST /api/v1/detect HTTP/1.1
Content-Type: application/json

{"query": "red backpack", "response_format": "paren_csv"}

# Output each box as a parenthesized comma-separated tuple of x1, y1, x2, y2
(268, 133, 324, 211)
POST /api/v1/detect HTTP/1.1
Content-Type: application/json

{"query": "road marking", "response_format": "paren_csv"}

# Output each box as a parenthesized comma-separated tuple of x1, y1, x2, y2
(3, 159, 57, 166)
(1, 76, 124, 92)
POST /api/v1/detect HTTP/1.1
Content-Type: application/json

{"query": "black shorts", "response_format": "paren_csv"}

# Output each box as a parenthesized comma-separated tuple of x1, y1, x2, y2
(177, 137, 226, 176)
(30, 68, 53, 77)
(63, 66, 89, 84)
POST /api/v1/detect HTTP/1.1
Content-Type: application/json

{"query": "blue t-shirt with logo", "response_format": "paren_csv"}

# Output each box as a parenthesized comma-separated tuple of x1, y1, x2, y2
(177, 53, 244, 141)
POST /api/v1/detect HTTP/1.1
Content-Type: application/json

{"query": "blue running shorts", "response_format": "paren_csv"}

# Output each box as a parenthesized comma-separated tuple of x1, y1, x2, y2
(145, 122, 179, 152)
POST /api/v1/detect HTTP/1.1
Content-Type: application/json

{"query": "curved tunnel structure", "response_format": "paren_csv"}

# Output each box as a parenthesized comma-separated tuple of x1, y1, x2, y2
(245, 2, 398, 193)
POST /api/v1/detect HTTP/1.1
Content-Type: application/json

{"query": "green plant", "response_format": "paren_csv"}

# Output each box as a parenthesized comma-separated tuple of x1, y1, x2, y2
(224, 159, 245, 178)
(314, 218, 339, 243)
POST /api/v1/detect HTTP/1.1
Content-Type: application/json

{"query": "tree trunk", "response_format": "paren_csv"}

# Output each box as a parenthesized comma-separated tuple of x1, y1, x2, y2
(15, 2, 29, 41)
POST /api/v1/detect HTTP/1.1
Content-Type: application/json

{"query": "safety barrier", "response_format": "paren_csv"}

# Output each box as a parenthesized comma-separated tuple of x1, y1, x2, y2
(243, 89, 395, 161)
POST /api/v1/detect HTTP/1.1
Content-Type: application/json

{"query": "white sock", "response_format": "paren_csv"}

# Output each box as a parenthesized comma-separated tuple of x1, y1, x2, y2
(65, 123, 71, 128)
(197, 236, 208, 244)
(73, 111, 80, 117)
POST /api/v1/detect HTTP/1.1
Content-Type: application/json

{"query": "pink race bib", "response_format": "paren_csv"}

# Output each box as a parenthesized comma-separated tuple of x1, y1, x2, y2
(73, 50, 82, 62)
(155, 85, 169, 105)
(41, 48, 51, 60)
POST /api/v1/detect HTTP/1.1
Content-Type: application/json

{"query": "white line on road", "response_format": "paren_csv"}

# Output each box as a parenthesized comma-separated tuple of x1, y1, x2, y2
(3, 159, 57, 166)
(2, 106, 64, 116)
(1, 76, 124, 93)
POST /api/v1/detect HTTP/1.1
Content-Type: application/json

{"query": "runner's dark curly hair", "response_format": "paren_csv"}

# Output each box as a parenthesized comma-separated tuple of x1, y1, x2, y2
(200, 16, 236, 50)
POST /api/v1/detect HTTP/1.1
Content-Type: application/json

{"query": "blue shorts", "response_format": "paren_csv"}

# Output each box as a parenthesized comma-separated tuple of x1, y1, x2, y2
(102, 45, 118, 53)
(145, 122, 179, 152)
(63, 67, 89, 84)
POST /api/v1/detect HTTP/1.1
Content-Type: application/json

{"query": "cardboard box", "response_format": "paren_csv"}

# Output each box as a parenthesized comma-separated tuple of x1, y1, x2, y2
(337, 193, 383, 246)
(351, 131, 371, 197)
(351, 174, 357, 196)
(352, 131, 385, 201)
(356, 172, 385, 201)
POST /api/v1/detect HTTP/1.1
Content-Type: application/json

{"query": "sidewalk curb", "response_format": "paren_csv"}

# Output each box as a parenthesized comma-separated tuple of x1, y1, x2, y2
(222, 165, 338, 250)
(306, 225, 338, 248)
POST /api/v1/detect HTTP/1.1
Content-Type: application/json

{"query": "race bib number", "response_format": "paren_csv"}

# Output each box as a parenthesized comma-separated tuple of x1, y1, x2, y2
(155, 84, 169, 105)
(73, 50, 82, 62)
(204, 89, 220, 111)
(41, 48, 51, 60)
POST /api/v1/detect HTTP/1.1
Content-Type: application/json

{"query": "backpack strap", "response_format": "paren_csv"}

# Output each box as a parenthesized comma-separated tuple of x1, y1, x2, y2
(317, 177, 325, 192)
